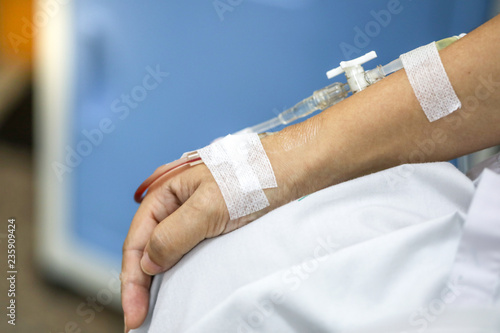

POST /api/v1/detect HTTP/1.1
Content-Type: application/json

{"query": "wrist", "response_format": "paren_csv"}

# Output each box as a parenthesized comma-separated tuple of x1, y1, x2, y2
(260, 117, 329, 206)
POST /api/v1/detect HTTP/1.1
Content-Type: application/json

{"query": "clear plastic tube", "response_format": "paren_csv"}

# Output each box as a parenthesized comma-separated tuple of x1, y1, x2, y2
(364, 58, 403, 84)
(235, 82, 349, 135)
(381, 58, 403, 76)
(365, 35, 465, 85)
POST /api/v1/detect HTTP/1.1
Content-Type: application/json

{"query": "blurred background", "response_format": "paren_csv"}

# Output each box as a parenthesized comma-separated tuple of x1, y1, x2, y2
(0, 0, 498, 332)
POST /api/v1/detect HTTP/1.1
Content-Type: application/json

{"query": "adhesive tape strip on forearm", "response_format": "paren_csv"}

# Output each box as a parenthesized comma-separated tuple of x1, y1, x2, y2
(198, 133, 277, 220)
(400, 42, 461, 122)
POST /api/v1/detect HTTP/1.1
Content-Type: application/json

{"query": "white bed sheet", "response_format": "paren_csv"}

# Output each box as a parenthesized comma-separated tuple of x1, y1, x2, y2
(132, 162, 500, 332)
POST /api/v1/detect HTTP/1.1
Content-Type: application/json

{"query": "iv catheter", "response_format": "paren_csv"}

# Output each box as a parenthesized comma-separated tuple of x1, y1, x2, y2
(134, 34, 465, 203)
(134, 132, 270, 202)
(235, 34, 465, 135)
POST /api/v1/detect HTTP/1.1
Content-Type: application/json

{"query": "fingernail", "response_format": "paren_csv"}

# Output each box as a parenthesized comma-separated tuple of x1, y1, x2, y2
(140, 252, 163, 276)
(124, 315, 129, 333)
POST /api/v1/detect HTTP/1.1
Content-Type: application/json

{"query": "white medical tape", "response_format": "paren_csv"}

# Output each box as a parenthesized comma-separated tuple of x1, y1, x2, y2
(198, 133, 277, 220)
(400, 42, 461, 122)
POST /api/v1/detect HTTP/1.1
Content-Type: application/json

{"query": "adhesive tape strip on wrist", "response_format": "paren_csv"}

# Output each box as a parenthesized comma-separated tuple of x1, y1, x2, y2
(400, 42, 461, 122)
(198, 133, 277, 220)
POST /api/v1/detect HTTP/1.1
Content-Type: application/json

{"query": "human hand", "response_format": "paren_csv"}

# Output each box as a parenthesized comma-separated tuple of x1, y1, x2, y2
(121, 133, 308, 331)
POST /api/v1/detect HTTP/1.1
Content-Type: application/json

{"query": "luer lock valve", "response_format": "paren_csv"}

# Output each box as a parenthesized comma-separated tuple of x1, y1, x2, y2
(326, 51, 378, 94)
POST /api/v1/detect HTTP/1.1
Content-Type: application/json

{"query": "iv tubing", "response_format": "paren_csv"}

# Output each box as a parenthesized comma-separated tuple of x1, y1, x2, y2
(135, 34, 467, 203)
(134, 154, 202, 203)
(235, 82, 349, 135)
(134, 133, 271, 203)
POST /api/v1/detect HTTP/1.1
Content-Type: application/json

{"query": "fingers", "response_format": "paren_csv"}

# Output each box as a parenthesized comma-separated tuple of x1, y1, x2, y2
(122, 187, 180, 330)
(140, 186, 225, 275)
(122, 166, 226, 330)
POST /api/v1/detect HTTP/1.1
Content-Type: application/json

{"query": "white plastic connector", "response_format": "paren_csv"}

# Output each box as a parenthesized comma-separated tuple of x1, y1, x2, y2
(326, 51, 378, 93)
(326, 51, 378, 79)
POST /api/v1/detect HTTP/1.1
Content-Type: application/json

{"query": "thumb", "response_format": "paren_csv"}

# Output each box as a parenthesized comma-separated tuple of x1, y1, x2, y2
(140, 191, 223, 275)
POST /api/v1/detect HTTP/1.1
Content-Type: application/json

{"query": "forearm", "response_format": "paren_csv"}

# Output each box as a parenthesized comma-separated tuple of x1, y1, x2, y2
(264, 15, 500, 202)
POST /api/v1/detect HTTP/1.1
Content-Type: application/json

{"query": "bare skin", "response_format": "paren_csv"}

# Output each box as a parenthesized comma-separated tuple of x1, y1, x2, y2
(122, 15, 500, 332)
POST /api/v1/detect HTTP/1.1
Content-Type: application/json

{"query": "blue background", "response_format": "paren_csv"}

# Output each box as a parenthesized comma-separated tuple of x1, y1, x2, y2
(70, 0, 493, 263)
